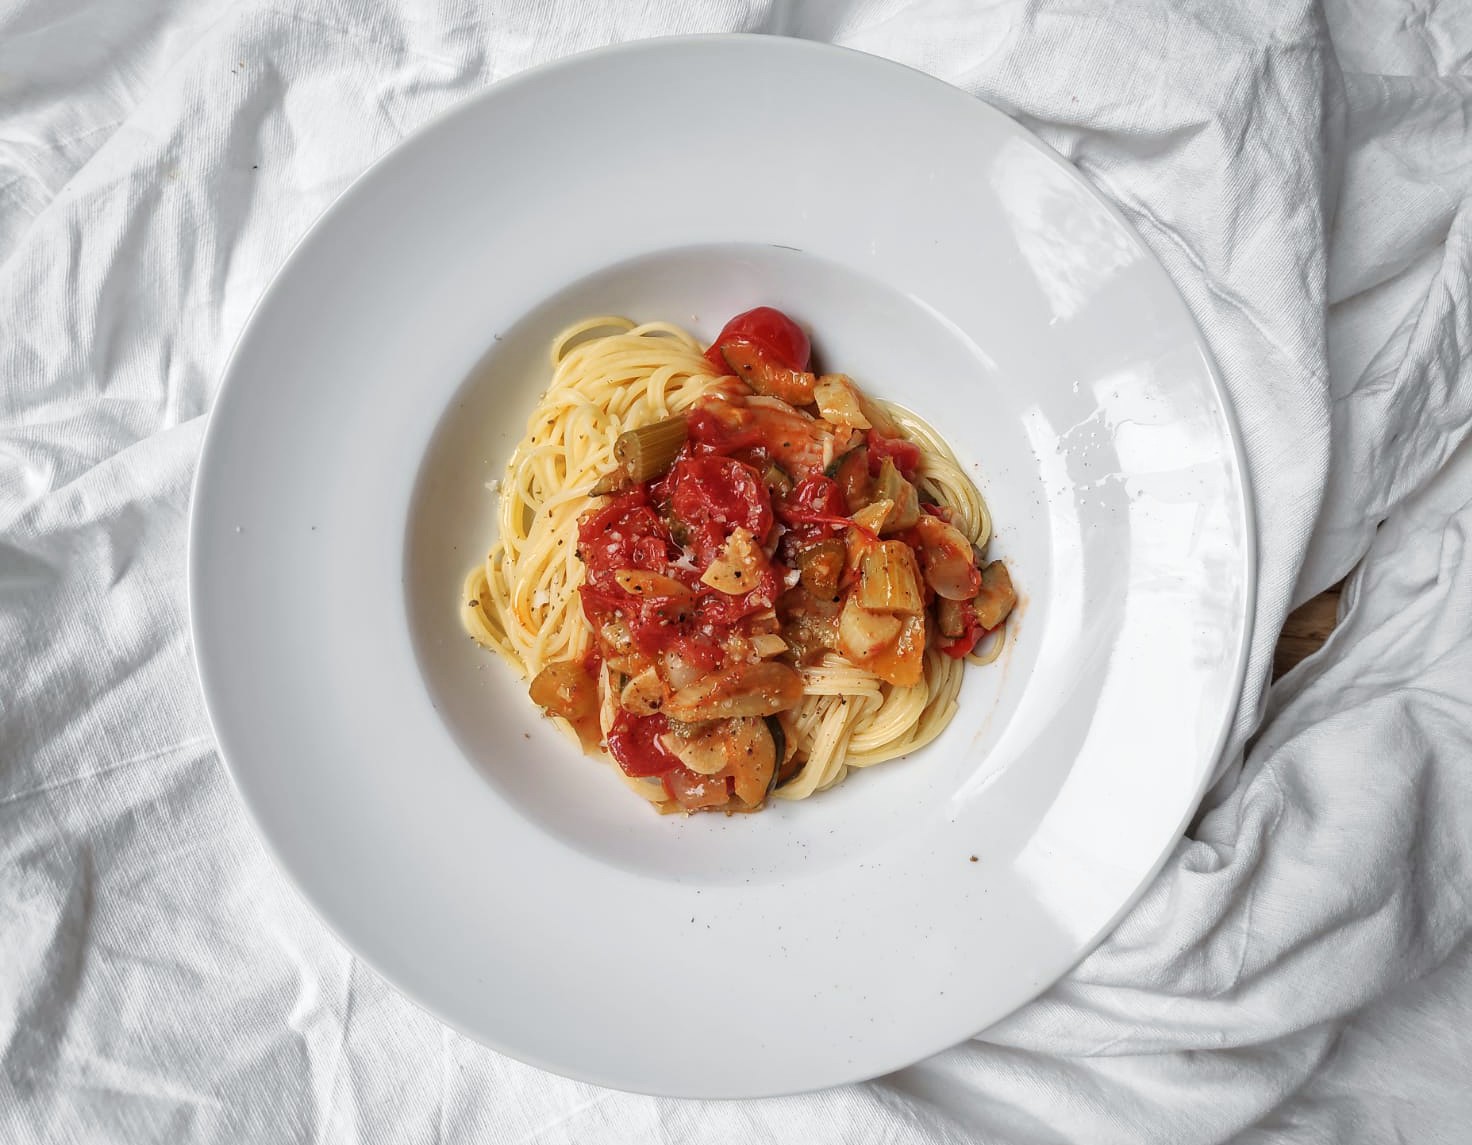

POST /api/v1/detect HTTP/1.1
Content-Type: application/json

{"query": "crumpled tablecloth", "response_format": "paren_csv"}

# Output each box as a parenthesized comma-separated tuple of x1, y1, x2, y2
(3, 1, 1471, 1141)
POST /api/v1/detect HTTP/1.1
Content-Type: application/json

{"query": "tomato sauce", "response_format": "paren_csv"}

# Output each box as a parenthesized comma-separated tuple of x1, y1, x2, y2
(605, 710, 680, 777)
(577, 402, 796, 797)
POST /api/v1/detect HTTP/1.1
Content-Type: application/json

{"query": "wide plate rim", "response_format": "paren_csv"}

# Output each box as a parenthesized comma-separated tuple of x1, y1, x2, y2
(188, 32, 1256, 1097)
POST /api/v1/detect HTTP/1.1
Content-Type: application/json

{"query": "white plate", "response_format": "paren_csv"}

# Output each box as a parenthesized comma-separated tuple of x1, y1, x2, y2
(190, 35, 1252, 1098)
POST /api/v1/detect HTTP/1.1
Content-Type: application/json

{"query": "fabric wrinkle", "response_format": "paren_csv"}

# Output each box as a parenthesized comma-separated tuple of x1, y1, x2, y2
(3, 1, 1472, 1141)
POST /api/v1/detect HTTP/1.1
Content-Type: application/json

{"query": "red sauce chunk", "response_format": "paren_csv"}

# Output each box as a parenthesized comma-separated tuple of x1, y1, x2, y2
(668, 455, 774, 556)
(866, 429, 923, 480)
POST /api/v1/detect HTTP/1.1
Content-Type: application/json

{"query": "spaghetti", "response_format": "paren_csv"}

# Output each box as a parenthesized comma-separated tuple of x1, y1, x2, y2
(463, 308, 1015, 813)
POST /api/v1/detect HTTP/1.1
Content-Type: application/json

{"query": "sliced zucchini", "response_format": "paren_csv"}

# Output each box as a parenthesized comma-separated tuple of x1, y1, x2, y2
(794, 536, 846, 600)
(973, 560, 1017, 630)
(824, 445, 871, 511)
(765, 716, 787, 795)
(762, 462, 794, 498)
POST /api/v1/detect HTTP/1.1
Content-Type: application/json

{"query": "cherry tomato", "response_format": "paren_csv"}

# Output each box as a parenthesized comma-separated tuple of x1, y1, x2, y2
(866, 430, 922, 481)
(577, 489, 673, 580)
(777, 475, 852, 533)
(628, 599, 705, 657)
(787, 475, 846, 516)
(579, 579, 725, 665)
(606, 711, 680, 777)
(668, 456, 774, 544)
(703, 307, 811, 374)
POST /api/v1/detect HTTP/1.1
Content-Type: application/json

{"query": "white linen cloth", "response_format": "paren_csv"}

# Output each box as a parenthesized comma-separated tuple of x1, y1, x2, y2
(3, 0, 1471, 1140)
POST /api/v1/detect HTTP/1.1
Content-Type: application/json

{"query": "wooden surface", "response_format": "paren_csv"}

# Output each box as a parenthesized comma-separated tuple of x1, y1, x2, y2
(1272, 582, 1344, 680)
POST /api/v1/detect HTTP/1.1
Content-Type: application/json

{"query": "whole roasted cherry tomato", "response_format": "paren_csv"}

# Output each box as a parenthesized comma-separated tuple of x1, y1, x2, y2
(703, 306, 811, 374)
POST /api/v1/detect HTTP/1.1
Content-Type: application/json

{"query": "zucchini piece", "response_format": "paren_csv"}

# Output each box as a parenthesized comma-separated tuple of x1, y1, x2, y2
(973, 560, 1017, 630)
(765, 716, 787, 795)
(824, 444, 871, 511)
(794, 536, 846, 600)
